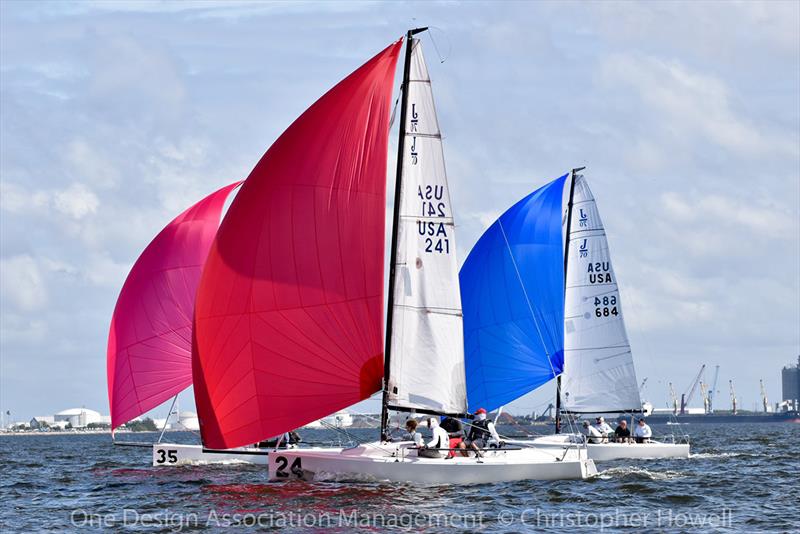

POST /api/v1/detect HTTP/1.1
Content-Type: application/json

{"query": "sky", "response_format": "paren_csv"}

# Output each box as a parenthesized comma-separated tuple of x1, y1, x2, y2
(1, 0, 798, 422)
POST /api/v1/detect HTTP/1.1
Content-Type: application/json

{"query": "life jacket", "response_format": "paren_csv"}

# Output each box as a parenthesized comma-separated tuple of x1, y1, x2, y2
(468, 419, 491, 441)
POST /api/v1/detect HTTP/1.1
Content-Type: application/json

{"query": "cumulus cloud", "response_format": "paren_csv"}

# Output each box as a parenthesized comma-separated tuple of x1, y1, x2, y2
(1, 181, 100, 220)
(0, 255, 48, 311)
(0, 0, 796, 418)
(64, 139, 121, 189)
(52, 183, 99, 220)
(599, 54, 798, 159)
(661, 191, 795, 236)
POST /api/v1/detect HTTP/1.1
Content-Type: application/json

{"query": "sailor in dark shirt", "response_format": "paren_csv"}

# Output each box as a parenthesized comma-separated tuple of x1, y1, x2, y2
(439, 416, 464, 439)
(614, 420, 631, 443)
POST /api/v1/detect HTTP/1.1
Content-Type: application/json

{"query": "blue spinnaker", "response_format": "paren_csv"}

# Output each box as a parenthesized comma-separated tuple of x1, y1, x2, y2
(460, 174, 567, 412)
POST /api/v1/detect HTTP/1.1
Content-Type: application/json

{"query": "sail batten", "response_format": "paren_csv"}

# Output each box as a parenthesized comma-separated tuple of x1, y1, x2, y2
(192, 41, 402, 450)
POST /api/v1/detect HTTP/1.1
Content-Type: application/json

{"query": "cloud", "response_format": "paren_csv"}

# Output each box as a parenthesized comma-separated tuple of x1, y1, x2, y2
(599, 54, 798, 159)
(52, 183, 99, 220)
(0, 314, 47, 344)
(661, 191, 795, 237)
(63, 139, 121, 189)
(0, 255, 48, 311)
(0, 0, 797, 419)
(84, 253, 130, 288)
(1, 181, 99, 220)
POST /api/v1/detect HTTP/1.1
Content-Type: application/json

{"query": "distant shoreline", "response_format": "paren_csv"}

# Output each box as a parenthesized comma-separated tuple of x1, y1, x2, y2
(0, 429, 162, 437)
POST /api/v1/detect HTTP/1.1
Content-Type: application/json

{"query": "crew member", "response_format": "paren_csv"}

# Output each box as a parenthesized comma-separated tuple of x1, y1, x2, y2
(462, 408, 502, 458)
(614, 420, 631, 443)
(581, 420, 603, 444)
(258, 429, 301, 449)
(633, 418, 653, 443)
(594, 416, 613, 442)
(440, 416, 465, 458)
(418, 417, 449, 458)
(402, 419, 423, 446)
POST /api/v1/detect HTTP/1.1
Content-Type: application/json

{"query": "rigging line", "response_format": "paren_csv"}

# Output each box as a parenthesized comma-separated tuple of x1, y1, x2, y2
(319, 419, 397, 454)
(497, 220, 559, 385)
(458, 419, 565, 459)
(425, 25, 451, 64)
(388, 92, 401, 130)
(157, 394, 178, 444)
(495, 217, 578, 438)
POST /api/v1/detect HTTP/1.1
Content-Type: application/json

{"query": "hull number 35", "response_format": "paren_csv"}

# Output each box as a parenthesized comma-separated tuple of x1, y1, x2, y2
(155, 449, 178, 464)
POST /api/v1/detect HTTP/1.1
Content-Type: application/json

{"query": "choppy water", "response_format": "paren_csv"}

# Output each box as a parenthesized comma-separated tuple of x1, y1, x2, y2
(1, 423, 798, 532)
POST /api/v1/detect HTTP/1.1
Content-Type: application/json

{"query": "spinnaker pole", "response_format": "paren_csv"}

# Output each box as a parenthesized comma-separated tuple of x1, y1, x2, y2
(381, 28, 428, 442)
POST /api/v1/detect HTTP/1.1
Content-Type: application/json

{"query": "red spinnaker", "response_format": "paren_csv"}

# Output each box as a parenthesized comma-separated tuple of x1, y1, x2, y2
(107, 182, 242, 431)
(193, 40, 402, 449)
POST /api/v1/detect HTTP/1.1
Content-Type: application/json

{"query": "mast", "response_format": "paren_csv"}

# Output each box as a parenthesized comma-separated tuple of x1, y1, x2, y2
(381, 27, 428, 441)
(555, 166, 584, 434)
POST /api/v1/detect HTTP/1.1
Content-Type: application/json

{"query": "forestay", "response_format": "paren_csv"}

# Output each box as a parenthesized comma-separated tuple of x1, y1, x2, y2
(387, 39, 467, 414)
(560, 175, 641, 413)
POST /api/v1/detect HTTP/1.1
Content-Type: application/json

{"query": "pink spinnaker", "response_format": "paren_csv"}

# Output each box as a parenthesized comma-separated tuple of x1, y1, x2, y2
(107, 181, 242, 431)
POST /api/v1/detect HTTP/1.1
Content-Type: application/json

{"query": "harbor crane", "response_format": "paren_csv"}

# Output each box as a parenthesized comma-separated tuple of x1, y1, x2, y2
(668, 382, 679, 414)
(700, 381, 710, 414)
(680, 364, 706, 415)
(729, 380, 738, 415)
(759, 379, 769, 413)
(708, 365, 720, 414)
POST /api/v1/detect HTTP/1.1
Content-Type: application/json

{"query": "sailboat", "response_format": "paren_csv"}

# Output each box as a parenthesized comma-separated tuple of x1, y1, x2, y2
(460, 169, 689, 461)
(106, 181, 286, 463)
(107, 181, 240, 434)
(179, 29, 596, 482)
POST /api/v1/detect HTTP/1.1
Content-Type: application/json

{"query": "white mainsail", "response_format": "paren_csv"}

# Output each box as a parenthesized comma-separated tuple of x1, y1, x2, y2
(387, 39, 467, 414)
(560, 175, 641, 413)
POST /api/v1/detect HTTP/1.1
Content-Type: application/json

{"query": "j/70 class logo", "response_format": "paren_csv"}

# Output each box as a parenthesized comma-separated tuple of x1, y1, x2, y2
(578, 208, 588, 227)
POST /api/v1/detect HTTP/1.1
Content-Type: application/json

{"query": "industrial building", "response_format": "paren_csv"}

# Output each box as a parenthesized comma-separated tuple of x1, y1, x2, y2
(782, 356, 800, 410)
(28, 408, 110, 429)
(153, 411, 200, 432)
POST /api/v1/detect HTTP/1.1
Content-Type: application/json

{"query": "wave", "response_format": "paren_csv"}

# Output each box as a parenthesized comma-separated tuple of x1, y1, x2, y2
(593, 466, 686, 481)
(688, 452, 744, 459)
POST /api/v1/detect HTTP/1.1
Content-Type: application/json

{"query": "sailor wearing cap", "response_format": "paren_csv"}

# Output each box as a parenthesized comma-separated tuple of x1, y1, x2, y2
(462, 408, 503, 458)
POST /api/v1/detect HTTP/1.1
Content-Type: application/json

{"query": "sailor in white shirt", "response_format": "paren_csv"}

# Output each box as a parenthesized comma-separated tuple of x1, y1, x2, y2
(581, 420, 604, 444)
(633, 418, 653, 443)
(594, 416, 614, 442)
(418, 417, 449, 458)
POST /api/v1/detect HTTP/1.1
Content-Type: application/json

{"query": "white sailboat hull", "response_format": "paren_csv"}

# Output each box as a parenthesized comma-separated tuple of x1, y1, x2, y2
(267, 442, 597, 484)
(518, 435, 690, 462)
(152, 443, 271, 466)
(152, 443, 343, 466)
